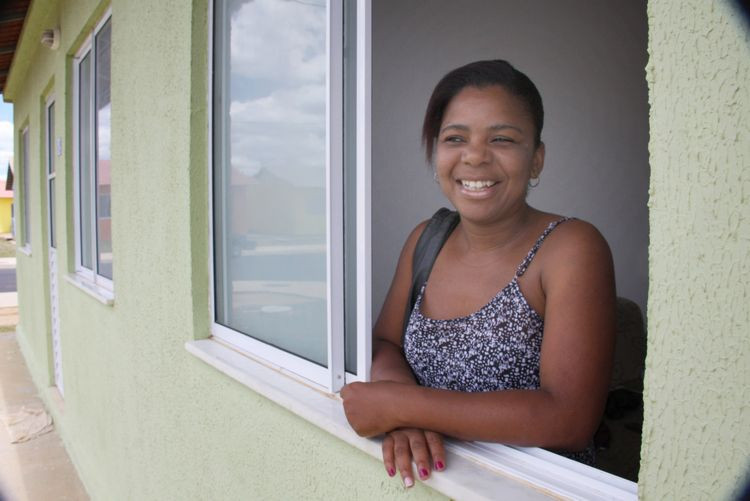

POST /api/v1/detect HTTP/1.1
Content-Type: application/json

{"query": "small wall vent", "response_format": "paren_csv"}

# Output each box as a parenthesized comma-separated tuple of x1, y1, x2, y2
(41, 28, 61, 50)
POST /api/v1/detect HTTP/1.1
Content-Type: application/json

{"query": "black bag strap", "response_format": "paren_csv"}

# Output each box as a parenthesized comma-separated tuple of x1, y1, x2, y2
(402, 208, 460, 339)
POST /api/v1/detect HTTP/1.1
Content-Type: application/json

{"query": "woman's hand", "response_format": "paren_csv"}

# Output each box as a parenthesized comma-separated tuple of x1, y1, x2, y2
(341, 382, 447, 487)
(340, 381, 402, 437)
(382, 428, 445, 488)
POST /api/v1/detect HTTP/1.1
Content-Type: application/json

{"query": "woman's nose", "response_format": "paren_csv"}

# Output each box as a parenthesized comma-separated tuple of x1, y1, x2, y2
(461, 141, 490, 166)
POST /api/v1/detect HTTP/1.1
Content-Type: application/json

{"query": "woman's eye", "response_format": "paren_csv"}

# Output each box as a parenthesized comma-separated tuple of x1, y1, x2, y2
(443, 136, 465, 143)
(491, 136, 513, 143)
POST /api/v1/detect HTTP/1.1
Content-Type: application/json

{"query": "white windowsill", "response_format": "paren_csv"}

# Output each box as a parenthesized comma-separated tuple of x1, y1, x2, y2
(186, 338, 637, 501)
(65, 274, 114, 306)
(17, 245, 31, 257)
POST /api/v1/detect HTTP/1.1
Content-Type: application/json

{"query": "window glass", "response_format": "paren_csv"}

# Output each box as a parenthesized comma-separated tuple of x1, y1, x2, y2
(343, 0, 357, 373)
(96, 19, 113, 280)
(21, 128, 30, 246)
(79, 52, 93, 269)
(47, 103, 55, 175)
(47, 102, 56, 248)
(214, 0, 329, 366)
(76, 16, 112, 283)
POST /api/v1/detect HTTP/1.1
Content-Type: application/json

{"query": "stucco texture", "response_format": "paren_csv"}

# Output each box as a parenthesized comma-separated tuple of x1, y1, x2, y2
(7, 0, 447, 499)
(641, 1, 750, 499)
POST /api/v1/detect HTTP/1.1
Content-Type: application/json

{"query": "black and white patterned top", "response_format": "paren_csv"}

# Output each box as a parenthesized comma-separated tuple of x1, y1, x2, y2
(403, 217, 594, 464)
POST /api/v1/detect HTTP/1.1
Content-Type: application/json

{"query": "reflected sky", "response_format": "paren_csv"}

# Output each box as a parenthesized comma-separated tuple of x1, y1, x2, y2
(217, 0, 330, 367)
(228, 0, 326, 187)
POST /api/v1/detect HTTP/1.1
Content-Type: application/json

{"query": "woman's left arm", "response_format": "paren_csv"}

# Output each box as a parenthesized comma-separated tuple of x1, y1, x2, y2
(342, 222, 616, 451)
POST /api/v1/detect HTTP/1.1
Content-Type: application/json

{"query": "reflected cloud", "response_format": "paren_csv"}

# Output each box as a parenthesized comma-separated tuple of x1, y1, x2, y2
(230, 0, 326, 85)
(227, 0, 327, 188)
(97, 104, 111, 160)
(230, 83, 325, 124)
(216, 0, 330, 365)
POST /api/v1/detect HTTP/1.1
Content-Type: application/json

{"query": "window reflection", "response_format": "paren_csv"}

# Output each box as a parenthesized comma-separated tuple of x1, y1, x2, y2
(215, 0, 329, 366)
(96, 20, 113, 280)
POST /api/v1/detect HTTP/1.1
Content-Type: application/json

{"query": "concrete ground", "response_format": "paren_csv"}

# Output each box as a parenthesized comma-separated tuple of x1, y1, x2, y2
(0, 266, 89, 501)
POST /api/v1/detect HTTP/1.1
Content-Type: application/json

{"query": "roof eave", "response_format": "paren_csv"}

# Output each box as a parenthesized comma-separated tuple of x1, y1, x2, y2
(3, 0, 45, 102)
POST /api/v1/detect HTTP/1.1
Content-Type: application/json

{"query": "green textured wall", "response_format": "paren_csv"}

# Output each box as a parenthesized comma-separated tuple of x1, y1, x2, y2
(641, 1, 750, 499)
(12, 0, 749, 498)
(8, 0, 445, 499)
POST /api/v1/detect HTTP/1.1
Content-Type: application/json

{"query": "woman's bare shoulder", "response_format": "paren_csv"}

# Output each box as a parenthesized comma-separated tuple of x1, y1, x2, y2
(542, 216, 610, 252)
(535, 216, 613, 273)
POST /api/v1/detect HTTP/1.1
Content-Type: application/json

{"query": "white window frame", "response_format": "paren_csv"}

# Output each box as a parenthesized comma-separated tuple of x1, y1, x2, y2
(72, 10, 113, 294)
(209, 0, 369, 393)
(46, 96, 57, 249)
(199, 1, 637, 498)
(19, 125, 31, 252)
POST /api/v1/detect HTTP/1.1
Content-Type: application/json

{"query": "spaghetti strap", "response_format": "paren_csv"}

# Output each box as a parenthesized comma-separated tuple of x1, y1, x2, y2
(515, 217, 573, 277)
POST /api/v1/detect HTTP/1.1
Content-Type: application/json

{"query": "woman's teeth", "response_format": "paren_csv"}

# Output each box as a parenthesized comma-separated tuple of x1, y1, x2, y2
(461, 180, 496, 191)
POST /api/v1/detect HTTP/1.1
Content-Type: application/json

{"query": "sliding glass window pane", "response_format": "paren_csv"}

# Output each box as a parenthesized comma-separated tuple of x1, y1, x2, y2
(21, 129, 30, 246)
(79, 52, 94, 270)
(95, 19, 113, 280)
(343, 0, 357, 373)
(214, 0, 329, 366)
(47, 102, 56, 248)
(47, 103, 55, 174)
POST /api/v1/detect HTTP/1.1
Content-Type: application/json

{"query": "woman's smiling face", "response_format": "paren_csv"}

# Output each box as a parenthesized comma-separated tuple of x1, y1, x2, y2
(435, 85, 544, 225)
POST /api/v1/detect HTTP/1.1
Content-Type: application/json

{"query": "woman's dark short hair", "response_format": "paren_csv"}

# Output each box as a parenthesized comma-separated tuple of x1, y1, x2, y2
(422, 59, 544, 164)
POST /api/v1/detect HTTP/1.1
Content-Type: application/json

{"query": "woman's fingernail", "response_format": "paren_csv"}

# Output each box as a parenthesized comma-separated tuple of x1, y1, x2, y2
(387, 468, 396, 477)
(419, 468, 429, 479)
(404, 476, 414, 488)
(435, 461, 444, 470)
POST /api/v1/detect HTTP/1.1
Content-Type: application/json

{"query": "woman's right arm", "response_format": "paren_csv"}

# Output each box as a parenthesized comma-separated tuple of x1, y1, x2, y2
(367, 221, 446, 487)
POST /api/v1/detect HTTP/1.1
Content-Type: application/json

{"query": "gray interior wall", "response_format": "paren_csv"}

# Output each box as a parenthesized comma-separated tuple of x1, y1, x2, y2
(371, 0, 650, 320)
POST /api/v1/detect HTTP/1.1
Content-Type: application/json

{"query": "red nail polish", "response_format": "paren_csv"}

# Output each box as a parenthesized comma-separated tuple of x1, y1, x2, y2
(435, 461, 444, 470)
(387, 468, 396, 477)
(419, 468, 429, 479)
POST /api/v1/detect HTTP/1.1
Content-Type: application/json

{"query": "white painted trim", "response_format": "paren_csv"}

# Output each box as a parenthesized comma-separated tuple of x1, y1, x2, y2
(187, 338, 601, 501)
(17, 245, 31, 257)
(94, 273, 114, 292)
(448, 442, 637, 500)
(72, 47, 84, 276)
(93, 7, 112, 35)
(207, 0, 227, 329)
(211, 323, 328, 388)
(45, 97, 64, 395)
(207, 0, 347, 391)
(48, 248, 63, 394)
(327, 0, 345, 392)
(355, 0, 372, 382)
(85, 40, 96, 280)
(64, 273, 114, 306)
(45, 97, 57, 249)
(20, 126, 31, 249)
(92, 16, 114, 290)
(207, 0, 216, 333)
(73, 33, 93, 60)
(72, 12, 114, 292)
(72, 37, 93, 280)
